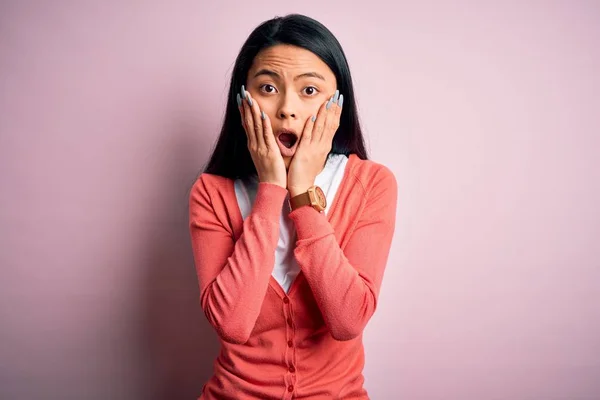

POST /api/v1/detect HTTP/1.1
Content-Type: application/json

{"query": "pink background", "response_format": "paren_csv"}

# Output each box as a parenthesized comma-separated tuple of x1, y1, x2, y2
(1, 1, 599, 399)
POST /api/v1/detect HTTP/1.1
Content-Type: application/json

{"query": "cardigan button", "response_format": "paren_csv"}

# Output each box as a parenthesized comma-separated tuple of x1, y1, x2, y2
(288, 385, 294, 392)
(283, 297, 290, 304)
(287, 340, 293, 347)
(289, 365, 295, 373)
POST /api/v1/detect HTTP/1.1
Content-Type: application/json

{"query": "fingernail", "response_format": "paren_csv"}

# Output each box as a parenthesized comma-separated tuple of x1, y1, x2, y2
(338, 94, 344, 108)
(326, 97, 333, 110)
(241, 85, 246, 99)
(333, 89, 340, 103)
(236, 93, 242, 107)
(261, 111, 266, 120)
(247, 95, 253, 107)
(311, 115, 316, 122)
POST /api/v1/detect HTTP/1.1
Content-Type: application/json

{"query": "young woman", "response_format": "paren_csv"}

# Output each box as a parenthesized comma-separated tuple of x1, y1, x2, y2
(189, 13, 397, 400)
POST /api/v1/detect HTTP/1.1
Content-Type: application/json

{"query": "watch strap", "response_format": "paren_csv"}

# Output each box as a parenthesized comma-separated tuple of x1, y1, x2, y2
(289, 192, 312, 211)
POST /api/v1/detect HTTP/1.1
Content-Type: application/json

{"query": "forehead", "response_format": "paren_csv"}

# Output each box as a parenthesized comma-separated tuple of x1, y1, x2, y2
(248, 44, 336, 83)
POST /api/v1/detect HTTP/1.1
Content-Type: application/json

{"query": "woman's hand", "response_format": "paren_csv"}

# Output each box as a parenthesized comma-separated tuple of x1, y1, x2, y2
(237, 85, 287, 189)
(287, 90, 344, 197)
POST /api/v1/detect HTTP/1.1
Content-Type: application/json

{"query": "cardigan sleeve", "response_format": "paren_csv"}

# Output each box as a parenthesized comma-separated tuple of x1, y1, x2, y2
(189, 175, 287, 344)
(287, 166, 398, 341)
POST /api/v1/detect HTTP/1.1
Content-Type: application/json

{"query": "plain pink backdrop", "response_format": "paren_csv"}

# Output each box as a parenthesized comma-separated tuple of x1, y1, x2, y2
(1, 1, 599, 399)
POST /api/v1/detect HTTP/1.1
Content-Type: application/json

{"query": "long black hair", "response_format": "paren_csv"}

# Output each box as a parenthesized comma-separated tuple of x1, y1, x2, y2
(203, 13, 368, 180)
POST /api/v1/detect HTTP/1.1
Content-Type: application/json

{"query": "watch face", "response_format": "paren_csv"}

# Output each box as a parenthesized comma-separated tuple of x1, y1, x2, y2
(314, 186, 327, 207)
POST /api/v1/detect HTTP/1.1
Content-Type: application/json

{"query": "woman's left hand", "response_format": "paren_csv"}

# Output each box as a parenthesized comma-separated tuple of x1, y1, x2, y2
(287, 90, 344, 197)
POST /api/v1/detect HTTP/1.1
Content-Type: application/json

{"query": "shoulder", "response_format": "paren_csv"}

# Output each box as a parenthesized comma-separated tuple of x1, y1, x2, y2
(189, 172, 234, 205)
(347, 154, 397, 198)
(192, 172, 233, 191)
(189, 173, 239, 229)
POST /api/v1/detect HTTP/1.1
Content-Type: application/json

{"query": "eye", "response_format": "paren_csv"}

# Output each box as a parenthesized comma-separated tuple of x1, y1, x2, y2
(259, 84, 277, 94)
(303, 86, 319, 96)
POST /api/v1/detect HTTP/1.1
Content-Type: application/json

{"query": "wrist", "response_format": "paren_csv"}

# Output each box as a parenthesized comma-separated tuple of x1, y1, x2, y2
(288, 184, 327, 212)
(257, 173, 286, 189)
(253, 182, 289, 220)
(260, 179, 287, 189)
(288, 185, 311, 198)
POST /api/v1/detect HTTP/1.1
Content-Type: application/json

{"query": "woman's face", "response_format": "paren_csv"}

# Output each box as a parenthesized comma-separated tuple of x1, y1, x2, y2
(246, 44, 338, 168)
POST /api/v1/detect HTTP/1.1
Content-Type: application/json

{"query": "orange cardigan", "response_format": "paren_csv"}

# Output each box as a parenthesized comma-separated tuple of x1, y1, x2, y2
(189, 153, 397, 399)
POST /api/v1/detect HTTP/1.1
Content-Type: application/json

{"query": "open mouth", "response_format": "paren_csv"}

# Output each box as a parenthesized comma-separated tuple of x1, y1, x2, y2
(277, 131, 298, 148)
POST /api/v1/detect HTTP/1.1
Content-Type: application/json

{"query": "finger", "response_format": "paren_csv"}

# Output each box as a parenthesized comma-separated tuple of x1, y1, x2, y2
(324, 92, 342, 142)
(246, 91, 266, 150)
(239, 85, 248, 128)
(320, 89, 339, 142)
(237, 92, 245, 128)
(299, 111, 317, 149)
(311, 98, 330, 144)
(242, 90, 257, 150)
(261, 109, 278, 152)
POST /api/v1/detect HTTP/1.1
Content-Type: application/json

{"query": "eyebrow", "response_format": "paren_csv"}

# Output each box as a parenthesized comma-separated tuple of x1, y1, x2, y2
(252, 69, 326, 81)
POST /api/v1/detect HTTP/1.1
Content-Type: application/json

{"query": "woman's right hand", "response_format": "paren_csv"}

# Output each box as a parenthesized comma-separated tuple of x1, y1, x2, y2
(237, 85, 287, 189)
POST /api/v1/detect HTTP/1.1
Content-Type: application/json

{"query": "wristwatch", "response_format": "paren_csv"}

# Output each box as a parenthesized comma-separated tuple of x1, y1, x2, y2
(289, 185, 327, 212)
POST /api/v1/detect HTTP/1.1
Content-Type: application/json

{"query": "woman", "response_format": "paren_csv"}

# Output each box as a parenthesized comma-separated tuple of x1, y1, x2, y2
(189, 13, 397, 399)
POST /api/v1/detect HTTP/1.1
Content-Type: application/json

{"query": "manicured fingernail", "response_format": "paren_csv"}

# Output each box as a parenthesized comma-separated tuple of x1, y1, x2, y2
(326, 97, 333, 110)
(247, 95, 253, 107)
(333, 89, 340, 103)
(311, 115, 316, 122)
(261, 111, 266, 120)
(236, 93, 242, 107)
(338, 94, 344, 108)
(241, 85, 246, 99)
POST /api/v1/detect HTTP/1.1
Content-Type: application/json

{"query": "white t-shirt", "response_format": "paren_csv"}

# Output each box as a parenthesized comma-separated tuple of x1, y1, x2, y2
(234, 153, 349, 293)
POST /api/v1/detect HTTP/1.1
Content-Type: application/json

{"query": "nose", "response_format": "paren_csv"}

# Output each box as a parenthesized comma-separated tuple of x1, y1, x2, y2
(277, 92, 297, 120)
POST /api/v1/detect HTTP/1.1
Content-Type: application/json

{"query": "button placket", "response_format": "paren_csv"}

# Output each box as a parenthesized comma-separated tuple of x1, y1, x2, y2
(282, 295, 297, 396)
